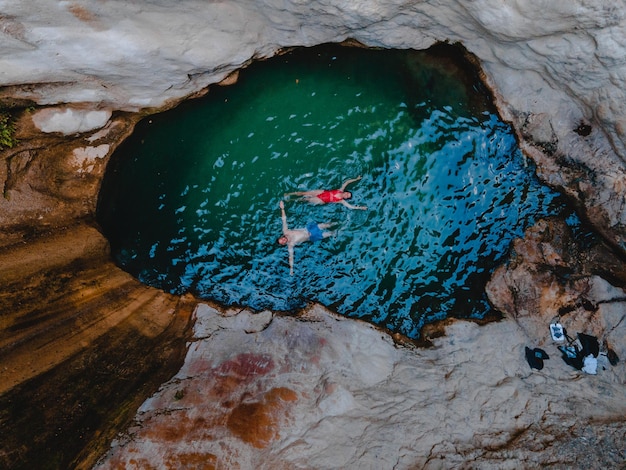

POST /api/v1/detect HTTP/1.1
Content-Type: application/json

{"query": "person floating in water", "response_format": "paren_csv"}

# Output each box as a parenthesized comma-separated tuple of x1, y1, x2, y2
(284, 175, 367, 210)
(277, 200, 336, 275)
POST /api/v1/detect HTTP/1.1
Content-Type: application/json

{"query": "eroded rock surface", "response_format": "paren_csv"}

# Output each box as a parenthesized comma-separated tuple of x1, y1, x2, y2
(0, 225, 195, 469)
(94, 303, 626, 469)
(487, 217, 626, 347)
(0, 111, 137, 243)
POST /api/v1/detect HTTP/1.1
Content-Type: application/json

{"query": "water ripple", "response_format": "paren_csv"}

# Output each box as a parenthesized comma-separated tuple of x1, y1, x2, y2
(98, 45, 566, 339)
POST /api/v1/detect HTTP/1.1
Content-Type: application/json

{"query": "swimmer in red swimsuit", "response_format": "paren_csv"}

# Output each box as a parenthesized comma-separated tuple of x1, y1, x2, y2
(284, 176, 367, 210)
(277, 201, 336, 275)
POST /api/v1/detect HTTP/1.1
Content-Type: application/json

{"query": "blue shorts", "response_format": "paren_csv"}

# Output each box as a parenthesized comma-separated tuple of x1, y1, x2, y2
(306, 221, 324, 242)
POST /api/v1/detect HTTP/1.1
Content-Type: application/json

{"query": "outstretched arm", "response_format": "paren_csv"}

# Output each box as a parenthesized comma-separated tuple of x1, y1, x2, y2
(279, 200, 289, 234)
(340, 200, 367, 210)
(279, 201, 295, 275)
(339, 175, 362, 191)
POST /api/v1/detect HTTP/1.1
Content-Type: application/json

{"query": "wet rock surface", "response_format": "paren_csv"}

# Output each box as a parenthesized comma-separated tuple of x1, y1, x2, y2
(0, 225, 195, 469)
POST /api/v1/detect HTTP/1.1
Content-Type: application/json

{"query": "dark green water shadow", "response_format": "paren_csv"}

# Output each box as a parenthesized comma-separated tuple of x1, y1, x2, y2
(97, 44, 570, 339)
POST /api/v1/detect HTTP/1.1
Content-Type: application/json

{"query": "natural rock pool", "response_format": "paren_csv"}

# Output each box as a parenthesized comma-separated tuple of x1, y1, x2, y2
(98, 44, 568, 338)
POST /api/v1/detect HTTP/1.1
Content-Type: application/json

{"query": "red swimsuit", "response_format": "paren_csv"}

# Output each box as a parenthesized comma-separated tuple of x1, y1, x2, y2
(317, 189, 343, 203)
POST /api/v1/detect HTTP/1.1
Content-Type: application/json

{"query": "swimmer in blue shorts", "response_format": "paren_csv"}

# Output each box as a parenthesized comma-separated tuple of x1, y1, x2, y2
(277, 200, 336, 275)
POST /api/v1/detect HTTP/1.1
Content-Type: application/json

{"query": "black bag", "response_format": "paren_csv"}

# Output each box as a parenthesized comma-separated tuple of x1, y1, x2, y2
(577, 333, 599, 358)
(525, 347, 549, 370)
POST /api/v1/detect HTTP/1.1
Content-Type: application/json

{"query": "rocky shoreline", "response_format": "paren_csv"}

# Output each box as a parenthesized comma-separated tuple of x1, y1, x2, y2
(1, 216, 624, 468)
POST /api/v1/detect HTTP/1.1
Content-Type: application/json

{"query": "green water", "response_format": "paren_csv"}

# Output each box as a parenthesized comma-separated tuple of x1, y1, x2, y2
(97, 44, 567, 339)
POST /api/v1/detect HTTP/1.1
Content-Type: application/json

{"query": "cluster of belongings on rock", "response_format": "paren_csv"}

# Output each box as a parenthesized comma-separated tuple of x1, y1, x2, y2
(525, 322, 620, 374)
(558, 332, 600, 374)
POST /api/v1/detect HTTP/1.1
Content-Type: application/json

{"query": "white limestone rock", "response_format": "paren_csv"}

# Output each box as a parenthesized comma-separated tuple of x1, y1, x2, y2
(71, 144, 109, 173)
(2, 1, 626, 246)
(31, 107, 112, 135)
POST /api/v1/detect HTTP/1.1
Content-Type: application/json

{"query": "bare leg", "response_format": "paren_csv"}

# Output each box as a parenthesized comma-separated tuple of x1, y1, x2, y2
(304, 197, 325, 205)
(284, 190, 324, 198)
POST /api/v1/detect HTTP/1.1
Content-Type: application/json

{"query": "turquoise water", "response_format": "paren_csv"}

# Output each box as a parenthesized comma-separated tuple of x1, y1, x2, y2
(97, 45, 566, 339)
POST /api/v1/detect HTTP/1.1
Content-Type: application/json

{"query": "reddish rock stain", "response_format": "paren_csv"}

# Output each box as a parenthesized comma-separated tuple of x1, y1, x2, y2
(143, 414, 216, 443)
(215, 353, 274, 378)
(165, 452, 218, 470)
(226, 387, 298, 449)
(212, 374, 248, 400)
(210, 353, 275, 399)
(126, 458, 158, 470)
